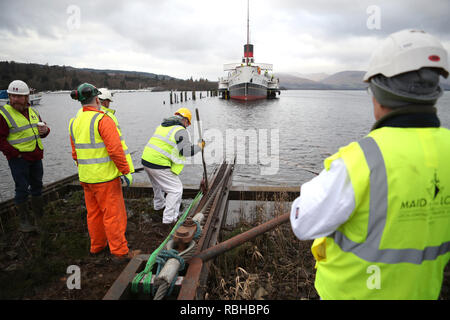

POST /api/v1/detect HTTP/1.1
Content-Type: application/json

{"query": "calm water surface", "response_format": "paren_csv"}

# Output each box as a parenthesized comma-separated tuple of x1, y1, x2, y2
(1, 90, 450, 201)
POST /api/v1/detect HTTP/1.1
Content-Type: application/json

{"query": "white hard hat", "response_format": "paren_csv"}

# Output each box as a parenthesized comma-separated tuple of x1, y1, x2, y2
(363, 29, 449, 82)
(7, 80, 30, 95)
(98, 88, 113, 101)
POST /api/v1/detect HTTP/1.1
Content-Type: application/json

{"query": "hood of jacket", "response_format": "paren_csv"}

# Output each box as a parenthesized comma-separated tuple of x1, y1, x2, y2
(161, 115, 186, 128)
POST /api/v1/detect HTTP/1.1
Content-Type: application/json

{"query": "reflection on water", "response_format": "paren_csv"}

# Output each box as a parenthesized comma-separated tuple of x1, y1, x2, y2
(1, 90, 450, 201)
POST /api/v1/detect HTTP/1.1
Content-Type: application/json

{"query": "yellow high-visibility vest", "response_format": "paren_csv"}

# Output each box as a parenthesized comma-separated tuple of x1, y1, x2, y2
(100, 106, 134, 173)
(0, 104, 43, 152)
(101, 105, 116, 115)
(314, 127, 450, 300)
(69, 110, 128, 183)
(141, 125, 186, 175)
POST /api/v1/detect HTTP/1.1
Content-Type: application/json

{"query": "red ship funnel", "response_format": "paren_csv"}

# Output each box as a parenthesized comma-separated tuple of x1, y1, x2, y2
(244, 44, 254, 57)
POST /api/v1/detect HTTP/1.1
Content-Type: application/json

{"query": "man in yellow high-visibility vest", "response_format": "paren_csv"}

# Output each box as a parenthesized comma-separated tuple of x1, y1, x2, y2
(141, 107, 205, 228)
(290, 29, 450, 299)
(69, 83, 140, 263)
(0, 80, 50, 232)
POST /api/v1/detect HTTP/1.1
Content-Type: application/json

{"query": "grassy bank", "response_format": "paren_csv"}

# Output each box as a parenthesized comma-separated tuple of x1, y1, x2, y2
(206, 192, 318, 300)
(0, 191, 167, 299)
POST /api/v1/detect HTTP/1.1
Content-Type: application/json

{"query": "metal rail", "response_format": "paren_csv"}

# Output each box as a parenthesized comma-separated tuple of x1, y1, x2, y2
(103, 159, 236, 300)
(177, 213, 290, 300)
(180, 161, 235, 299)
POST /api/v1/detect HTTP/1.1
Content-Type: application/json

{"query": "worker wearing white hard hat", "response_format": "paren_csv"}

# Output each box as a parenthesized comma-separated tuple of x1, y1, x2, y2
(0, 80, 50, 232)
(98, 88, 115, 114)
(290, 29, 450, 300)
(97, 88, 134, 174)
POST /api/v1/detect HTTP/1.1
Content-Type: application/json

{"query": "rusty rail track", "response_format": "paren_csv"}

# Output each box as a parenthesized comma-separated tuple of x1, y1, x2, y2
(103, 159, 236, 300)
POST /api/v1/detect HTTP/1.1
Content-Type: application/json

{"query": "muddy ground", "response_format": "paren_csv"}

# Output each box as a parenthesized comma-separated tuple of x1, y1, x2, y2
(0, 191, 168, 300)
(0, 190, 448, 300)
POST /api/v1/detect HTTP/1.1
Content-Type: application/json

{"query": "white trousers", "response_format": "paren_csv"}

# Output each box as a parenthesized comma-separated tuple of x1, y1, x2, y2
(144, 167, 183, 224)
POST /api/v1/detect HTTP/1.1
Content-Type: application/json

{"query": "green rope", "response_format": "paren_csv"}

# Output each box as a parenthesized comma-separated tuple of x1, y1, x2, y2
(131, 191, 203, 294)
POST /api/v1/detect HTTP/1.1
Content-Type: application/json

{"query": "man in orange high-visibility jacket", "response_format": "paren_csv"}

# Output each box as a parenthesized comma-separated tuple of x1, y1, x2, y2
(69, 83, 140, 263)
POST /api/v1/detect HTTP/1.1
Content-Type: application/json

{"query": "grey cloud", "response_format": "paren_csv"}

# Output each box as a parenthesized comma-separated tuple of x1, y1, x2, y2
(0, 0, 449, 80)
(263, 0, 450, 40)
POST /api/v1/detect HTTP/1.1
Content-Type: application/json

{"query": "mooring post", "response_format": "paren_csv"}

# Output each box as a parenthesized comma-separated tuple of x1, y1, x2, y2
(192, 91, 196, 100)
(170, 91, 173, 104)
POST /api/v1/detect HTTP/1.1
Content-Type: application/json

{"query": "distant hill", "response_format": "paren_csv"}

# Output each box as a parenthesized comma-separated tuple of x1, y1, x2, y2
(275, 73, 328, 90)
(292, 72, 329, 82)
(440, 76, 450, 90)
(3, 61, 448, 92)
(70, 67, 176, 81)
(320, 71, 367, 89)
(276, 71, 366, 90)
(0, 61, 218, 92)
(277, 70, 450, 90)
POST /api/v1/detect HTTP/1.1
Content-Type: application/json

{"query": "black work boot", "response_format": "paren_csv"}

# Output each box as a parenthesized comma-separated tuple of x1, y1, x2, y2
(31, 196, 45, 226)
(17, 202, 38, 233)
(150, 207, 165, 223)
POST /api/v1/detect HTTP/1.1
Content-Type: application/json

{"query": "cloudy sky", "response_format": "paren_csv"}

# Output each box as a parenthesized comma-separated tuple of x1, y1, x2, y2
(1, 0, 449, 80)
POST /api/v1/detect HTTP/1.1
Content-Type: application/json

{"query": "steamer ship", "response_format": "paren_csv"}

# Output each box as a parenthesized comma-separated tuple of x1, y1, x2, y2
(218, 1, 280, 101)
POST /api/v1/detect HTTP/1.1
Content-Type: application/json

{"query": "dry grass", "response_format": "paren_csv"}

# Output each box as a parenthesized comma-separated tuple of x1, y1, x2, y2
(206, 191, 318, 300)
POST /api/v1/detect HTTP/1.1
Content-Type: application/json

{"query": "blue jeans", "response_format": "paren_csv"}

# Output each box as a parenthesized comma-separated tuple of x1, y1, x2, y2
(8, 157, 43, 205)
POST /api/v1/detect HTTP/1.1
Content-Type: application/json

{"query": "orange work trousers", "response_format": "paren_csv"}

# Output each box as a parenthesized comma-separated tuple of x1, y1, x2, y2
(81, 177, 129, 257)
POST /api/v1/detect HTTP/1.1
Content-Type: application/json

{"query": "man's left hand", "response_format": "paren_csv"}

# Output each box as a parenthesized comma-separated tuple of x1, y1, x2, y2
(198, 139, 206, 150)
(122, 173, 133, 187)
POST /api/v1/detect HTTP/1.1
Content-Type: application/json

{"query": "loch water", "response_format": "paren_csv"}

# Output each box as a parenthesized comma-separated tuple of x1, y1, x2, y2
(1, 90, 450, 201)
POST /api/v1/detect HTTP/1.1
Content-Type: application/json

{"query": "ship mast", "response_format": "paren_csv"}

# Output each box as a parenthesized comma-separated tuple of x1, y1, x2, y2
(243, 0, 253, 66)
(246, 0, 249, 66)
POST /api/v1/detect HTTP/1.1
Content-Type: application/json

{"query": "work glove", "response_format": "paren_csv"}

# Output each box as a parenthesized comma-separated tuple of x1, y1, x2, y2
(122, 173, 133, 187)
(197, 139, 206, 150)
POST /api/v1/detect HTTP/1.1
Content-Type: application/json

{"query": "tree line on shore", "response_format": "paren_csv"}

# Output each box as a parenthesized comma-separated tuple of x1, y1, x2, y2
(0, 61, 218, 92)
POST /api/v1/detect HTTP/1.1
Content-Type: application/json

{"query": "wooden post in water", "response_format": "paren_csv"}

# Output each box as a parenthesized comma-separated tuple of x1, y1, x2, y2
(181, 92, 183, 102)
(185, 91, 187, 101)
(170, 91, 173, 104)
(192, 91, 196, 100)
